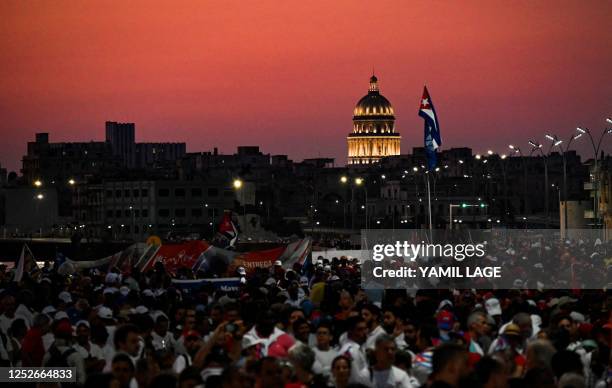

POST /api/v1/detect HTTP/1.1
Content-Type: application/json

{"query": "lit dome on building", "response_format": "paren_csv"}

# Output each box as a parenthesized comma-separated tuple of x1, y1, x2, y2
(347, 75, 401, 165)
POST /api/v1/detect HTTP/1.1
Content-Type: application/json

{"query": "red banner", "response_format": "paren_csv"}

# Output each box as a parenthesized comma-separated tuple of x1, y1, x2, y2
(144, 240, 210, 274)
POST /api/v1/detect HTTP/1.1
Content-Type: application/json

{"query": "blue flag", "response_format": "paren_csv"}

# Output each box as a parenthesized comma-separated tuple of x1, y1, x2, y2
(418, 86, 442, 170)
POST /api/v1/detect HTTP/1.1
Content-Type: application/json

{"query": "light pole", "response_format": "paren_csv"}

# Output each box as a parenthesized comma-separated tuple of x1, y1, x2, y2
(509, 145, 529, 218)
(577, 121, 612, 229)
(204, 203, 216, 235)
(529, 140, 553, 227)
(233, 178, 246, 217)
(545, 130, 584, 234)
(341, 176, 367, 230)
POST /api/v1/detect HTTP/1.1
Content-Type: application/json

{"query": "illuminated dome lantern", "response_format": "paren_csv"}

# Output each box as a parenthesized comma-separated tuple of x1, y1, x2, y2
(347, 75, 401, 165)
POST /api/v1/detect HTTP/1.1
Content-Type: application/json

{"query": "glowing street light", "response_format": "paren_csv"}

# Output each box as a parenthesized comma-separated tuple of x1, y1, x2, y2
(340, 176, 348, 183)
(34, 180, 42, 187)
(354, 177, 364, 185)
(233, 179, 243, 189)
(36, 193, 44, 200)
(68, 179, 76, 186)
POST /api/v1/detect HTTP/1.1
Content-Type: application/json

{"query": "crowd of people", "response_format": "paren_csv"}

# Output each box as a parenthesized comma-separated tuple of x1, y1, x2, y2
(0, 237, 611, 388)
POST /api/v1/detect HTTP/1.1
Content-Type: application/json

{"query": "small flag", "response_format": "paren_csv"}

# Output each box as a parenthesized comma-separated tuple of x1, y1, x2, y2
(418, 86, 442, 170)
(213, 210, 239, 249)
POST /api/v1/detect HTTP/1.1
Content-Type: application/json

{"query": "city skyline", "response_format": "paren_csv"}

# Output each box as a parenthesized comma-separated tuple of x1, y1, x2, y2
(2, 1, 612, 173)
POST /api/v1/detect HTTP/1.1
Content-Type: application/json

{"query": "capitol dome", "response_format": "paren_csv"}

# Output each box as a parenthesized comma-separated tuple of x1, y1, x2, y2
(353, 75, 395, 119)
(347, 74, 401, 165)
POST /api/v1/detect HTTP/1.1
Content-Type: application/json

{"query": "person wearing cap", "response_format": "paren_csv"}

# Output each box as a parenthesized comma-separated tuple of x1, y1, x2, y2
(151, 311, 176, 352)
(43, 318, 86, 385)
(21, 313, 51, 367)
(73, 320, 105, 374)
(436, 310, 455, 343)
(173, 329, 203, 374)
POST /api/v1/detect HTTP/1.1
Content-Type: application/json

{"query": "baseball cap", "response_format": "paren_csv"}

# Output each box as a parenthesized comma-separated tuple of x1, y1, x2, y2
(58, 291, 73, 304)
(241, 336, 263, 349)
(274, 260, 282, 266)
(237, 267, 247, 276)
(437, 310, 454, 331)
(54, 311, 69, 321)
(75, 320, 90, 329)
(485, 298, 502, 316)
(97, 306, 113, 320)
(503, 323, 521, 337)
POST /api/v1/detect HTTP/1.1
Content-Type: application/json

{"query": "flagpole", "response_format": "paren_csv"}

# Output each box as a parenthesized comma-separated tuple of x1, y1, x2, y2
(426, 172, 433, 234)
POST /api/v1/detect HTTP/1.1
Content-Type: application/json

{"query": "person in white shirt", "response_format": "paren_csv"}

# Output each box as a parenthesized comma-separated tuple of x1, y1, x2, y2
(73, 320, 105, 374)
(244, 311, 285, 356)
(358, 334, 414, 388)
(172, 330, 203, 374)
(362, 303, 386, 350)
(151, 311, 176, 352)
(338, 316, 368, 384)
(312, 322, 338, 378)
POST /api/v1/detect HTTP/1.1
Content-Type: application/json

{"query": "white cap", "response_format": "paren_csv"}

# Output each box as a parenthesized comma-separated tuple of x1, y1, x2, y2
(570, 311, 585, 323)
(274, 260, 282, 266)
(237, 267, 247, 276)
(54, 311, 69, 321)
(119, 286, 130, 296)
(58, 291, 73, 304)
(75, 320, 90, 328)
(485, 298, 502, 316)
(42, 305, 57, 315)
(265, 278, 276, 286)
(241, 335, 263, 349)
(103, 287, 118, 295)
(105, 272, 121, 284)
(134, 305, 149, 314)
(142, 289, 155, 298)
(97, 306, 113, 320)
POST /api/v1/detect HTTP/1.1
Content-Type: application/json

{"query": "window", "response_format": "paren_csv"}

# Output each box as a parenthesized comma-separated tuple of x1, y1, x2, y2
(192, 208, 202, 217)
(124, 189, 130, 197)
(175, 208, 186, 217)
(191, 188, 202, 197)
(106, 190, 113, 198)
(158, 209, 170, 217)
(106, 210, 113, 218)
(133, 189, 140, 198)
(223, 190, 233, 197)
(115, 190, 122, 198)
(175, 188, 186, 197)
(125, 210, 131, 217)
(141, 189, 148, 197)
(207, 188, 219, 197)
(142, 209, 149, 217)
(158, 189, 170, 197)
(115, 210, 122, 217)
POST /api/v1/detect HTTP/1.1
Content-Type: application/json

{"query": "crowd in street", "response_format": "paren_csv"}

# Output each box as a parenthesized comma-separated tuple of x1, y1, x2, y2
(0, 237, 611, 388)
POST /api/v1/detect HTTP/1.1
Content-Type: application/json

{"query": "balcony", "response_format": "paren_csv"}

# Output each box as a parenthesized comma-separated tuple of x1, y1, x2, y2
(584, 209, 595, 219)
(584, 182, 594, 190)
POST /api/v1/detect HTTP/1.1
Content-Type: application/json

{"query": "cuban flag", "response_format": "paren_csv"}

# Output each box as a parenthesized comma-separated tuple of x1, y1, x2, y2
(418, 86, 442, 170)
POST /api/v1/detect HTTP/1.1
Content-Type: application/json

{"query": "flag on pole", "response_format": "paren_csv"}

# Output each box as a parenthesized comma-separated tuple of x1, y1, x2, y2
(418, 86, 442, 170)
(14, 245, 25, 282)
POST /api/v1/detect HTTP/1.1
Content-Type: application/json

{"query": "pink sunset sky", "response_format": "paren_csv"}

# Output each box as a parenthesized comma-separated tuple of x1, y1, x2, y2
(1, 1, 611, 172)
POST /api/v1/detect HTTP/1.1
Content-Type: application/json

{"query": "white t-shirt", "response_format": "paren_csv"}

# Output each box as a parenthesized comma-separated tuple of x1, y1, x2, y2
(73, 342, 104, 360)
(359, 365, 415, 388)
(338, 339, 367, 384)
(312, 347, 338, 377)
(366, 325, 387, 350)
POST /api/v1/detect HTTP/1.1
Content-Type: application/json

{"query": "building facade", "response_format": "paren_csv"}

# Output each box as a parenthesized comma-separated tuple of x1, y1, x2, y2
(347, 75, 401, 165)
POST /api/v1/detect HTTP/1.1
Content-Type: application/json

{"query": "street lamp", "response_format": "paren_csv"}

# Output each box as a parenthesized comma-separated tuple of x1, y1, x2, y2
(577, 122, 612, 228)
(233, 179, 243, 189)
(529, 139, 552, 227)
(546, 129, 584, 233)
(34, 180, 42, 188)
(68, 179, 75, 186)
(36, 193, 44, 200)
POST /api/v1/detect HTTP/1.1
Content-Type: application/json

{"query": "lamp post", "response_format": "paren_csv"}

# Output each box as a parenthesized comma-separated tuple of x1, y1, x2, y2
(204, 203, 216, 235)
(528, 140, 552, 227)
(545, 130, 583, 234)
(577, 121, 612, 229)
(509, 145, 529, 218)
(341, 176, 367, 230)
